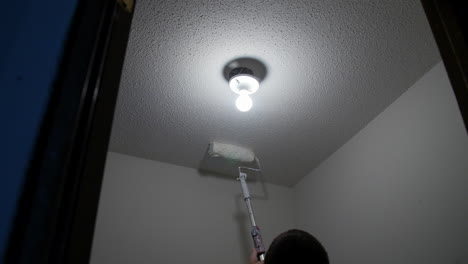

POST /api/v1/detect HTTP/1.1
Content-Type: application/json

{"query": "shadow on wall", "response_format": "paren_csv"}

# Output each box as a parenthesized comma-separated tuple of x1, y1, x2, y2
(234, 194, 252, 262)
(197, 170, 270, 201)
(198, 150, 270, 200)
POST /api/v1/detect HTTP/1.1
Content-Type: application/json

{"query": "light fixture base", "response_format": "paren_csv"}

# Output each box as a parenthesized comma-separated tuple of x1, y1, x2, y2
(228, 67, 254, 79)
(228, 68, 260, 95)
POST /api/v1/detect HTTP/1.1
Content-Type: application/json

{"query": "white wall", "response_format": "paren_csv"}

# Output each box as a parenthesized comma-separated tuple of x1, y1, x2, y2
(294, 62, 468, 264)
(90, 152, 295, 264)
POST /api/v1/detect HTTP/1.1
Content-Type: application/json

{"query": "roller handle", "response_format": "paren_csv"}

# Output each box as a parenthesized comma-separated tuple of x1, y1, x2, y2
(251, 226, 266, 261)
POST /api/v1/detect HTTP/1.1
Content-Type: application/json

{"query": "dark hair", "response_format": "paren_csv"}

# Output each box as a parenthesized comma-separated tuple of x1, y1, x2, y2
(265, 229, 329, 264)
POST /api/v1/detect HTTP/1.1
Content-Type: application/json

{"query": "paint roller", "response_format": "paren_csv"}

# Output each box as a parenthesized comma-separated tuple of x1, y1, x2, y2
(207, 142, 266, 262)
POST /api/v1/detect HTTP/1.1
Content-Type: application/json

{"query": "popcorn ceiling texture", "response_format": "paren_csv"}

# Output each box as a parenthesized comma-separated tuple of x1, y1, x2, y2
(109, 0, 440, 187)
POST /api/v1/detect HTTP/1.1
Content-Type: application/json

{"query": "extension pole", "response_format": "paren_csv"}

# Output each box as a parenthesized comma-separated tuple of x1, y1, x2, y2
(238, 172, 266, 261)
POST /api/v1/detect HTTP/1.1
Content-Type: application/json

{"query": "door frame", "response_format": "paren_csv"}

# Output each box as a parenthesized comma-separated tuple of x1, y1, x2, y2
(422, 0, 468, 133)
(4, 0, 134, 263)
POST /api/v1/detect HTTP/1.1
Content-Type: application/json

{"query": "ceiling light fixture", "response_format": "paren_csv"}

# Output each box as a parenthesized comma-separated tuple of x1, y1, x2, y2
(228, 67, 260, 112)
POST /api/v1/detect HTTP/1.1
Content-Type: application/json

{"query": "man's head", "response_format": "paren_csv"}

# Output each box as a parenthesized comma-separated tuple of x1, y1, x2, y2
(265, 229, 329, 264)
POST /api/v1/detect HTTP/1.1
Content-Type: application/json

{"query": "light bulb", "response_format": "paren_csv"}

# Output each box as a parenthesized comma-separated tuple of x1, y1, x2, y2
(236, 90, 253, 112)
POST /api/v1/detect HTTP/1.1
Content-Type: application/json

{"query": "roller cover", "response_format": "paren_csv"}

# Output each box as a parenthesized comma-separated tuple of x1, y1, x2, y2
(208, 142, 255, 163)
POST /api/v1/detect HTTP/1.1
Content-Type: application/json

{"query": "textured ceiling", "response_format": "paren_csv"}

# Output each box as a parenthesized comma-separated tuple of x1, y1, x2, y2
(109, 0, 440, 186)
